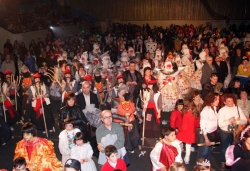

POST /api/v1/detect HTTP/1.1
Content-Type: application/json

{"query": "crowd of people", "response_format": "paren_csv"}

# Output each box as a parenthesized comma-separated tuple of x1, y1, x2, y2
(0, 0, 74, 33)
(1, 21, 250, 171)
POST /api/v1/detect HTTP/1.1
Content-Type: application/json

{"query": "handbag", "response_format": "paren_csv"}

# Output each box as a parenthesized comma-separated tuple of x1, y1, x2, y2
(207, 129, 220, 142)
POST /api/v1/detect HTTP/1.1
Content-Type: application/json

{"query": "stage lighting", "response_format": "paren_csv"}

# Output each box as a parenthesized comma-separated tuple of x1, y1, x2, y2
(50, 26, 53, 29)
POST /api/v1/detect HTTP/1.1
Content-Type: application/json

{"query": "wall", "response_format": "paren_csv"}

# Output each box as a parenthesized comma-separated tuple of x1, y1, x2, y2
(69, 0, 250, 21)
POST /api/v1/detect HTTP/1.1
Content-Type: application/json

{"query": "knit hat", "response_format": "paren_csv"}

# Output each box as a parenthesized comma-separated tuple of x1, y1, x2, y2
(64, 159, 81, 171)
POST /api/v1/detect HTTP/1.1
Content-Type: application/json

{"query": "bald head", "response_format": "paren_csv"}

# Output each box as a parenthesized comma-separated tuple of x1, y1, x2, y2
(82, 81, 91, 95)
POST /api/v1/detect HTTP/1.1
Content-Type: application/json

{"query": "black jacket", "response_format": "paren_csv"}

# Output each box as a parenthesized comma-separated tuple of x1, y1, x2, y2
(58, 105, 88, 130)
(123, 70, 143, 87)
(76, 91, 99, 111)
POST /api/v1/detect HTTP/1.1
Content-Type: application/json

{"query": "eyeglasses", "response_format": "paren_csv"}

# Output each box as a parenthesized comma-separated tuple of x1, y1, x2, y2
(102, 115, 112, 120)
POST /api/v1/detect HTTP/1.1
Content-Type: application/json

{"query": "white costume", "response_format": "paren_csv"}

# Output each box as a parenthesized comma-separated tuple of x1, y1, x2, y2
(150, 140, 183, 171)
(58, 128, 81, 165)
(146, 38, 157, 59)
(71, 142, 97, 171)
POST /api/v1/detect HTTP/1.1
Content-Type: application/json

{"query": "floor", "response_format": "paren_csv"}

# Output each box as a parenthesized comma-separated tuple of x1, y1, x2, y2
(0, 111, 231, 171)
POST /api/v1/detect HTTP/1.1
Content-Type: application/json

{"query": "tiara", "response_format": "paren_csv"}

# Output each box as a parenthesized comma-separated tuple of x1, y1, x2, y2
(197, 159, 211, 167)
(240, 125, 250, 140)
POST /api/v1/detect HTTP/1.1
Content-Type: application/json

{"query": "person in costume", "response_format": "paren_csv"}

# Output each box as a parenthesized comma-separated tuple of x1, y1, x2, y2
(93, 69, 106, 109)
(176, 99, 200, 164)
(1, 70, 21, 127)
(71, 132, 97, 171)
(61, 69, 78, 95)
(150, 127, 182, 171)
(19, 65, 33, 118)
(64, 159, 81, 171)
(0, 113, 12, 146)
(27, 73, 55, 133)
(170, 99, 184, 131)
(59, 91, 89, 139)
(237, 89, 250, 120)
(14, 122, 62, 171)
(236, 56, 250, 87)
(141, 78, 162, 139)
(59, 117, 81, 166)
(115, 83, 141, 152)
(225, 125, 250, 171)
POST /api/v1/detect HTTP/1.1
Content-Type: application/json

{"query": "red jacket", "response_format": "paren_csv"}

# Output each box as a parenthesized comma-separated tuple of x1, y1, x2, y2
(170, 109, 183, 129)
(177, 110, 200, 144)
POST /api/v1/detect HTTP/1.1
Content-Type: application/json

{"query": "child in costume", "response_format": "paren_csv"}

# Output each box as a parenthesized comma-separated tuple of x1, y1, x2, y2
(64, 159, 81, 171)
(101, 145, 127, 171)
(71, 132, 97, 171)
(150, 127, 182, 171)
(14, 122, 62, 171)
(59, 117, 81, 166)
(225, 125, 250, 171)
(170, 99, 184, 131)
(177, 99, 200, 164)
(193, 158, 213, 171)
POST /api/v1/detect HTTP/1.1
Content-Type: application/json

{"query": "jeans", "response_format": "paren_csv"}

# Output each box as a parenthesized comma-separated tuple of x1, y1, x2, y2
(219, 128, 234, 162)
(197, 134, 213, 160)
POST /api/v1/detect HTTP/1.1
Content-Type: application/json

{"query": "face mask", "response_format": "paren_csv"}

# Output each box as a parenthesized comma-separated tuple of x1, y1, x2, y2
(124, 92, 131, 101)
(94, 76, 102, 82)
(22, 72, 30, 78)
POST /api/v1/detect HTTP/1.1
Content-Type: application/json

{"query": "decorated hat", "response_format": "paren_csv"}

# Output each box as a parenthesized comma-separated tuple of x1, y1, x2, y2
(116, 74, 124, 79)
(64, 69, 71, 74)
(64, 159, 81, 171)
(84, 74, 92, 81)
(33, 73, 41, 78)
(242, 56, 249, 62)
(4, 70, 12, 75)
(148, 79, 157, 85)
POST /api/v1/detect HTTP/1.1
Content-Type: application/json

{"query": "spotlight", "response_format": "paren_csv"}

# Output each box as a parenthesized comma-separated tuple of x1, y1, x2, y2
(50, 26, 53, 29)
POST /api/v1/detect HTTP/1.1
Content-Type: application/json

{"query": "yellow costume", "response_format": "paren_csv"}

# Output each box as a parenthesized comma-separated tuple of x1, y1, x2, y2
(14, 137, 62, 171)
(236, 64, 250, 77)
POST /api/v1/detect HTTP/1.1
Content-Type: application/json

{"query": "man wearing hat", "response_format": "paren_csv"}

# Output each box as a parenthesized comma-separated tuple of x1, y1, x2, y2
(2, 70, 21, 127)
(28, 73, 55, 133)
(111, 74, 124, 98)
(20, 65, 33, 117)
(61, 69, 78, 93)
(93, 69, 106, 108)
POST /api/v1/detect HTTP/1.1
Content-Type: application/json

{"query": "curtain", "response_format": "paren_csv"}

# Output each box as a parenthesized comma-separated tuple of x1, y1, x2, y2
(69, 0, 250, 21)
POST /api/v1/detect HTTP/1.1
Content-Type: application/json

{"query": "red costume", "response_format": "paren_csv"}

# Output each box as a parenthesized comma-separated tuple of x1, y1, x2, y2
(170, 109, 183, 129)
(14, 137, 62, 171)
(101, 158, 127, 171)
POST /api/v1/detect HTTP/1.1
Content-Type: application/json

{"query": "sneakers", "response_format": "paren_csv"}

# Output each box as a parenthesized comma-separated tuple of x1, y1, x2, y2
(220, 162, 226, 170)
